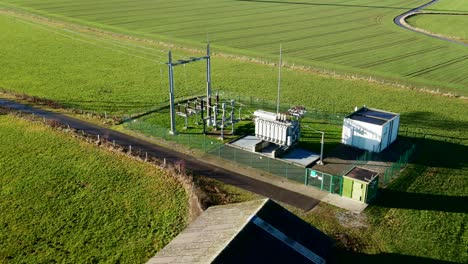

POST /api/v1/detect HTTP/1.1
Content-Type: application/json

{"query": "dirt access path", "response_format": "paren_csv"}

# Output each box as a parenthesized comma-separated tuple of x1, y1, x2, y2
(394, 0, 468, 47)
(0, 98, 319, 211)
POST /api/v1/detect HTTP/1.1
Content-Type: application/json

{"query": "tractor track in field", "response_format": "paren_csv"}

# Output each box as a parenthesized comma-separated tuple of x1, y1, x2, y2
(394, 0, 468, 47)
(0, 98, 320, 211)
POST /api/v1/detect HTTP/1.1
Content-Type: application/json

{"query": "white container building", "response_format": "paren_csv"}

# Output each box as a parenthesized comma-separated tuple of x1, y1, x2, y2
(342, 107, 400, 153)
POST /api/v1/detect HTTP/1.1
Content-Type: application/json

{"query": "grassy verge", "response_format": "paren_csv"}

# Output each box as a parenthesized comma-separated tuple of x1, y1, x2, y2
(0, 114, 188, 263)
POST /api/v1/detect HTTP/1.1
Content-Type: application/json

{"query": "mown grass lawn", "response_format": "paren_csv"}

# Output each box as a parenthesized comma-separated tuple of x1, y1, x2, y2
(0, 114, 188, 263)
(0, 12, 467, 120)
(1, 0, 467, 94)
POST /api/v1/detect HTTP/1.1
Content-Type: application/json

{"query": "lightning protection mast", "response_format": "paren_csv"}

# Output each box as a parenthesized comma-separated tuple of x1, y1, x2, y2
(168, 51, 176, 135)
(206, 43, 212, 126)
(276, 44, 282, 114)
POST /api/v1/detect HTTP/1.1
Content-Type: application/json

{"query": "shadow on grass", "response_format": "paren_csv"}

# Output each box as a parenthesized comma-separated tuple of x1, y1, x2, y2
(373, 189, 467, 213)
(235, 121, 255, 135)
(316, 135, 467, 169)
(400, 111, 468, 140)
(335, 250, 456, 264)
(62, 100, 157, 112)
(411, 137, 467, 169)
(368, 136, 468, 213)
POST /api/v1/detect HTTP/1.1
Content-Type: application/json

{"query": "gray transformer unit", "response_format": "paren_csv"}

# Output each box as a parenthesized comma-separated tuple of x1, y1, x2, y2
(254, 110, 300, 147)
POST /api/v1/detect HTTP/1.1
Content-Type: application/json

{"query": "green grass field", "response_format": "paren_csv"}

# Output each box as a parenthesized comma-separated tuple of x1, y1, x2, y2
(0, 0, 467, 94)
(426, 0, 468, 13)
(407, 14, 468, 41)
(407, 0, 468, 42)
(0, 12, 467, 126)
(0, 114, 188, 263)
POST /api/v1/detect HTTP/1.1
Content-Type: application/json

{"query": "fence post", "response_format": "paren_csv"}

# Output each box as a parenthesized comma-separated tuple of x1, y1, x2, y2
(330, 175, 333, 193)
(304, 169, 308, 185)
(339, 177, 343, 195)
(320, 173, 324, 190)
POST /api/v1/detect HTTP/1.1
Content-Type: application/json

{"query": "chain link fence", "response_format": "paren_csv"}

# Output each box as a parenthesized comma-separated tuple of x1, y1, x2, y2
(217, 89, 347, 125)
(305, 169, 343, 195)
(123, 120, 224, 152)
(209, 145, 306, 183)
(381, 144, 416, 186)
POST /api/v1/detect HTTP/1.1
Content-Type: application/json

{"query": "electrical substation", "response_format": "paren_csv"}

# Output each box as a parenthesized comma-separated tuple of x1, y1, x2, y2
(165, 44, 322, 168)
(158, 45, 408, 204)
(167, 44, 240, 139)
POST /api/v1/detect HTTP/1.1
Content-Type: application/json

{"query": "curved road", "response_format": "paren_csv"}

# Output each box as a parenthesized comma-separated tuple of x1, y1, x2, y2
(394, 0, 468, 47)
(0, 98, 319, 211)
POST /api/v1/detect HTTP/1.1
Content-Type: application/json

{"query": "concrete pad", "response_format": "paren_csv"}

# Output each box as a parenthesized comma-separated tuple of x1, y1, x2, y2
(281, 148, 320, 167)
(230, 135, 262, 151)
(322, 194, 368, 213)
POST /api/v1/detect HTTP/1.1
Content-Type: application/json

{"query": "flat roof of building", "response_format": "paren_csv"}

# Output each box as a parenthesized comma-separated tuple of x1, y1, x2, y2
(347, 107, 398, 126)
(229, 136, 319, 167)
(344, 166, 379, 183)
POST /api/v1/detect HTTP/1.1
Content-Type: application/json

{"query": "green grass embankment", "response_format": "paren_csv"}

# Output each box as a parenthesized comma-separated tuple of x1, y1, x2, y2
(0, 114, 188, 263)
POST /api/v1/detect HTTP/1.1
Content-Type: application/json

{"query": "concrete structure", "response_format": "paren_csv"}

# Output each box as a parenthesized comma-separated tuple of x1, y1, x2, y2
(229, 135, 319, 167)
(342, 107, 400, 153)
(147, 199, 333, 264)
(342, 167, 379, 203)
(254, 110, 300, 147)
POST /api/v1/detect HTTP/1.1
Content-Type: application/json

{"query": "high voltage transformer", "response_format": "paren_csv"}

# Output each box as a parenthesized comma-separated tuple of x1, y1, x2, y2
(254, 110, 300, 147)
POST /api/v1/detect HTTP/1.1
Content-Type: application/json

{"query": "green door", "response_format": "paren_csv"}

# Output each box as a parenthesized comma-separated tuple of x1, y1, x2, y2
(342, 177, 353, 198)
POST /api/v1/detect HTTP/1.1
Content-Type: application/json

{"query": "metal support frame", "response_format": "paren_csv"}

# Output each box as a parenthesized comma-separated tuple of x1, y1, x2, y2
(167, 44, 211, 135)
(317, 130, 325, 165)
(304, 125, 325, 165)
(219, 103, 226, 140)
